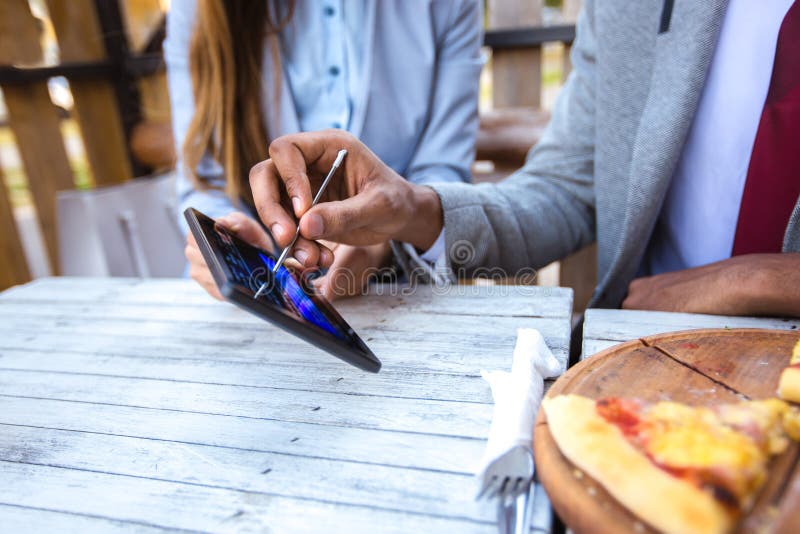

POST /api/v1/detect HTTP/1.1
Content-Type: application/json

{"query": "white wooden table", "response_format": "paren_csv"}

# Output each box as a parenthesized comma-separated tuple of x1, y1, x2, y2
(0, 277, 572, 533)
(582, 308, 800, 359)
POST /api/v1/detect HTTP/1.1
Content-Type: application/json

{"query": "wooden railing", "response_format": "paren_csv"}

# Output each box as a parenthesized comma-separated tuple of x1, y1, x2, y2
(0, 0, 168, 290)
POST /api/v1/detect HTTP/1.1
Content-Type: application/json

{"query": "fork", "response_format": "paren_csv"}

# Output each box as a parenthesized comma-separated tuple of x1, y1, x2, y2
(476, 444, 535, 534)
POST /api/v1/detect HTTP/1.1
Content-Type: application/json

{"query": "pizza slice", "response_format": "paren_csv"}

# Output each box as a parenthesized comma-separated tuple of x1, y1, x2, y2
(542, 394, 800, 534)
(777, 339, 800, 403)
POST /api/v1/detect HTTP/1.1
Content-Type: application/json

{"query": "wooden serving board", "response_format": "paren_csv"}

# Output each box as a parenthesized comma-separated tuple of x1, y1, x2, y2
(534, 328, 800, 534)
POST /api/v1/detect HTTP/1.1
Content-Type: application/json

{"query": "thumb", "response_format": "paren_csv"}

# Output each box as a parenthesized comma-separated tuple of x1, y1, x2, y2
(217, 212, 273, 252)
(299, 191, 387, 242)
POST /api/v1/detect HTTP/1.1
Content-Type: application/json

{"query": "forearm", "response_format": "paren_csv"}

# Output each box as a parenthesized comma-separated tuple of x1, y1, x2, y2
(422, 174, 595, 276)
(735, 253, 800, 317)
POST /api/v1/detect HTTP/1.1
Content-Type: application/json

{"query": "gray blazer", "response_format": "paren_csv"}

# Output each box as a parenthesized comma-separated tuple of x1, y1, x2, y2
(428, 0, 800, 308)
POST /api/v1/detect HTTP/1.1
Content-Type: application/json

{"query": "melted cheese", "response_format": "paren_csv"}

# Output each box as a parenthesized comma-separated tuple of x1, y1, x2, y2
(644, 403, 762, 470)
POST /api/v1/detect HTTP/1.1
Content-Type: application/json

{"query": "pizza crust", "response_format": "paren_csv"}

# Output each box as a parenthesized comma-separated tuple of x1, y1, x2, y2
(777, 341, 800, 403)
(543, 395, 732, 534)
(778, 367, 800, 404)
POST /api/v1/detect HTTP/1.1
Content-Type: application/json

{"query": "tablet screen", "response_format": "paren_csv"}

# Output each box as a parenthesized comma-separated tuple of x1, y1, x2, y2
(205, 218, 348, 340)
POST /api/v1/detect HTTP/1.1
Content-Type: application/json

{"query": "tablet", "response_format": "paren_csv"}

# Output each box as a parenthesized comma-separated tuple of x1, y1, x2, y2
(184, 208, 381, 373)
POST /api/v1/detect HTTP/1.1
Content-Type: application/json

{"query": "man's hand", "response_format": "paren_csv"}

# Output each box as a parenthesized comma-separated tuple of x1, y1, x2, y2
(623, 253, 800, 317)
(185, 211, 334, 300)
(249, 130, 443, 267)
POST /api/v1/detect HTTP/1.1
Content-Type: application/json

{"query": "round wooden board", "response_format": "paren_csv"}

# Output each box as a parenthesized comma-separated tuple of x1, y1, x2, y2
(534, 328, 800, 534)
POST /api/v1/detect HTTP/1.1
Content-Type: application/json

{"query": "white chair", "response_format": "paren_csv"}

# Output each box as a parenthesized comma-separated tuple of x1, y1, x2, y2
(57, 172, 186, 277)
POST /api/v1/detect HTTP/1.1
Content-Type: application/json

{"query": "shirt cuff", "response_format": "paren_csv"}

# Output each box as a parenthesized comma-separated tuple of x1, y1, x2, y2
(420, 228, 446, 263)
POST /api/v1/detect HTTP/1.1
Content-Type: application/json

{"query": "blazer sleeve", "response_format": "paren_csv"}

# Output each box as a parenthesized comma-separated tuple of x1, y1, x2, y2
(428, 0, 598, 276)
(165, 0, 238, 234)
(403, 0, 483, 186)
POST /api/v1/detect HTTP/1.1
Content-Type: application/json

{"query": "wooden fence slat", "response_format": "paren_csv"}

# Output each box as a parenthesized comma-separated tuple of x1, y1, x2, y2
(488, 0, 543, 108)
(45, 0, 133, 186)
(561, 0, 583, 80)
(0, 0, 41, 65)
(2, 85, 73, 275)
(0, 0, 75, 275)
(0, 163, 30, 290)
(558, 242, 597, 315)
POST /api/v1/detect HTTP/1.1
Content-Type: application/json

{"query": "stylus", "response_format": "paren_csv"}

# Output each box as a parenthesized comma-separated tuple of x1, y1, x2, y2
(254, 149, 348, 299)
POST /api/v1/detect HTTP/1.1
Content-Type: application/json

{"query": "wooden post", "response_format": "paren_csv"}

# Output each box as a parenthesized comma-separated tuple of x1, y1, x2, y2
(488, 0, 543, 108)
(561, 0, 583, 80)
(0, 162, 31, 290)
(121, 0, 174, 170)
(0, 0, 74, 275)
(45, 0, 134, 185)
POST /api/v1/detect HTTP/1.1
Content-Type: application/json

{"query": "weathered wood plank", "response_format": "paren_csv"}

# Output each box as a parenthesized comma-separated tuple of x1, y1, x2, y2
(0, 280, 572, 373)
(0, 504, 180, 533)
(0, 396, 482, 474)
(0, 348, 493, 403)
(0, 369, 492, 438)
(0, 462, 494, 533)
(45, 0, 133, 185)
(1, 277, 573, 319)
(0, 424, 494, 522)
(582, 309, 799, 358)
(0, 309, 569, 374)
(581, 338, 619, 358)
(0, 289, 572, 332)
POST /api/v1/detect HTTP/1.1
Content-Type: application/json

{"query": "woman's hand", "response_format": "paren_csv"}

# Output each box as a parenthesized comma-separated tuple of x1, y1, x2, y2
(248, 130, 443, 267)
(185, 211, 334, 300)
(312, 241, 393, 300)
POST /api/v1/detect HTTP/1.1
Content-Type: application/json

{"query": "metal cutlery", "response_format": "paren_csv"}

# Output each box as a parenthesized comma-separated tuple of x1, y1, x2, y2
(477, 444, 535, 534)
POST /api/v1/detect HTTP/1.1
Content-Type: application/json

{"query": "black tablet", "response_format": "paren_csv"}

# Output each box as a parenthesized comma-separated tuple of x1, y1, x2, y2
(184, 208, 381, 373)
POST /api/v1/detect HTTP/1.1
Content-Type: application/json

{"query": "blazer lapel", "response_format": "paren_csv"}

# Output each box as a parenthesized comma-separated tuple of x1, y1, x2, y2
(598, 0, 730, 305)
(784, 199, 800, 252)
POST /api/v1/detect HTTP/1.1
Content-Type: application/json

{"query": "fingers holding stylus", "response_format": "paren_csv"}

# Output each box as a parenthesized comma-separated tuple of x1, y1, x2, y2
(249, 159, 302, 249)
(219, 211, 333, 269)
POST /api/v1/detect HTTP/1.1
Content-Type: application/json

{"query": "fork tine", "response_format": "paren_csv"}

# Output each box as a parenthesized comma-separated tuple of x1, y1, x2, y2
(509, 477, 524, 497)
(487, 476, 510, 500)
(476, 475, 499, 500)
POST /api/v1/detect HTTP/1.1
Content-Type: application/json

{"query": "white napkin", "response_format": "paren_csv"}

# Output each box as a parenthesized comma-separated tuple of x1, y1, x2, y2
(476, 328, 563, 480)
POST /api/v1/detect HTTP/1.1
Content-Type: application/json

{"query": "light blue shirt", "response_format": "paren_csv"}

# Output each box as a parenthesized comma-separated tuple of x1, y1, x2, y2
(165, 0, 483, 233)
(279, 1, 364, 133)
(641, 0, 794, 275)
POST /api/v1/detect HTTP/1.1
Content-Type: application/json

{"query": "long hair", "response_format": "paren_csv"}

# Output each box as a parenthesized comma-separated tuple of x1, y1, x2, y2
(183, 0, 295, 207)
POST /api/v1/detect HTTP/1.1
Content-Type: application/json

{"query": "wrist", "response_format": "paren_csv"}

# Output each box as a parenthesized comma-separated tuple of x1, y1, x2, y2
(395, 184, 443, 251)
(731, 254, 800, 316)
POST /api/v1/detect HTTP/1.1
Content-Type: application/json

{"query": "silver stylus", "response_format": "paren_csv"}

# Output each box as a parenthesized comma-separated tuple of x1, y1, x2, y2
(253, 149, 347, 299)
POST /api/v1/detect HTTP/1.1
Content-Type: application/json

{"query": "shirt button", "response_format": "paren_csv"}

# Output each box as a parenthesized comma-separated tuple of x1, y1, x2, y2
(332, 122, 342, 129)
(324, 5, 335, 16)
(329, 65, 340, 76)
